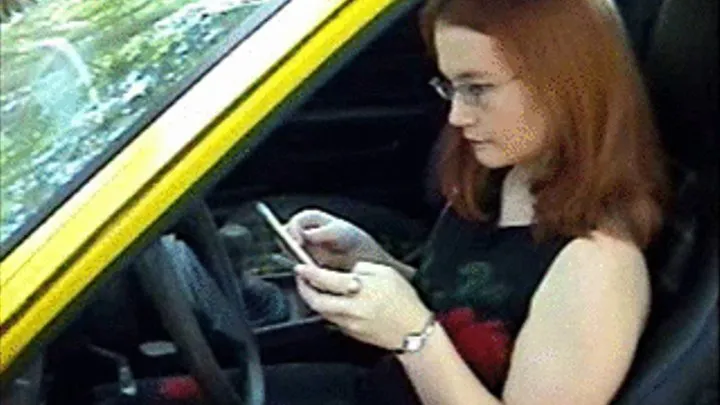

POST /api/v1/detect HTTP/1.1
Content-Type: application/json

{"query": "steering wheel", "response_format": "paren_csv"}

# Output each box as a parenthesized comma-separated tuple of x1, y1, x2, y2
(132, 200, 264, 405)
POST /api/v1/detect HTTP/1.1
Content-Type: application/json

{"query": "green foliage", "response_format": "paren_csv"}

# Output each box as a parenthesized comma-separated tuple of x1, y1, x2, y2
(0, 0, 264, 242)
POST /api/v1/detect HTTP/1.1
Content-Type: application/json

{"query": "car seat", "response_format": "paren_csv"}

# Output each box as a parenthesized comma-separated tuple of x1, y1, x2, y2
(611, 0, 718, 403)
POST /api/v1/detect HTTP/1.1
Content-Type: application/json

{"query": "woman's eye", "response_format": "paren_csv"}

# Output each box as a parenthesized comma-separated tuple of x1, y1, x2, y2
(465, 84, 493, 96)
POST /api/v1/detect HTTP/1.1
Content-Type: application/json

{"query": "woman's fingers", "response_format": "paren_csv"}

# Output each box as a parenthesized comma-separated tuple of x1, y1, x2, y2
(302, 226, 343, 248)
(273, 232, 350, 268)
(284, 223, 304, 246)
(295, 265, 358, 295)
(276, 238, 351, 269)
(282, 210, 355, 268)
(288, 210, 333, 231)
(285, 209, 335, 244)
(295, 275, 353, 316)
(305, 244, 354, 269)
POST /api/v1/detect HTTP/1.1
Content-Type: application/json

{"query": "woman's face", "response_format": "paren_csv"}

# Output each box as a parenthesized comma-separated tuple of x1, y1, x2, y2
(434, 23, 550, 169)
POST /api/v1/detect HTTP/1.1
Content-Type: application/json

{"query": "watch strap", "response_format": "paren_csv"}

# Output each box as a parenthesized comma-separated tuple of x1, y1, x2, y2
(394, 312, 437, 355)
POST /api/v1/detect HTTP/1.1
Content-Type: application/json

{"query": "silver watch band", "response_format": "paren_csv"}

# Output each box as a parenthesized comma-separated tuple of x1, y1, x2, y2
(395, 312, 437, 355)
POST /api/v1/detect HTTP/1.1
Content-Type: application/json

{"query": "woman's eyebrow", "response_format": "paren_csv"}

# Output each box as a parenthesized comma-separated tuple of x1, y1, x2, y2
(452, 70, 493, 81)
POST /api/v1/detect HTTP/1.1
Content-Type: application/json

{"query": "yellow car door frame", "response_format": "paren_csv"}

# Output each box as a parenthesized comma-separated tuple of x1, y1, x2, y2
(0, 0, 417, 377)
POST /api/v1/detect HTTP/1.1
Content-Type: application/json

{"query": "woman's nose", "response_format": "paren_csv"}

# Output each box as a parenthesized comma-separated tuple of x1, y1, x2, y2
(447, 98, 478, 127)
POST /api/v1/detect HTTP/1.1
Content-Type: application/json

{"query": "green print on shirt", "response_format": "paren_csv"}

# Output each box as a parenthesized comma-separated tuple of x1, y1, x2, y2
(455, 261, 512, 309)
(419, 260, 512, 313)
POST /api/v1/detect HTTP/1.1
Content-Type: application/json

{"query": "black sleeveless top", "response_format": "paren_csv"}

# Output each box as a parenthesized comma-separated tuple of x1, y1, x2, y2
(411, 209, 572, 394)
(359, 170, 573, 402)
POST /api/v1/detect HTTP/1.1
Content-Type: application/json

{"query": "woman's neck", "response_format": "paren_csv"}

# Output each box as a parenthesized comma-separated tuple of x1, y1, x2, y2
(498, 165, 536, 227)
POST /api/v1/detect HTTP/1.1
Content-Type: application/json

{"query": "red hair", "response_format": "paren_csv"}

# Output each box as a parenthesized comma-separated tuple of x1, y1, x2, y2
(420, 0, 668, 248)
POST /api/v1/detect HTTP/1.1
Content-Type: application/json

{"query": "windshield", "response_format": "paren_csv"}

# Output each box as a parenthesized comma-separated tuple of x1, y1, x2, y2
(0, 0, 286, 250)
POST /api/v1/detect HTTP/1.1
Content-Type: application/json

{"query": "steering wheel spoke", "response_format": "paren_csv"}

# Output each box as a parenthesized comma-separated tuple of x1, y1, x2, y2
(133, 199, 264, 405)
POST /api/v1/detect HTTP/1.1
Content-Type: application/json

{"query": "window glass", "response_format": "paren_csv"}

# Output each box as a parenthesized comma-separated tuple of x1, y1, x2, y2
(0, 0, 285, 246)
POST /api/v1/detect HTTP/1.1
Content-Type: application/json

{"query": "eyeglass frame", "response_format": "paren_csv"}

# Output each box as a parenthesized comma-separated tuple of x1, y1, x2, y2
(428, 75, 517, 108)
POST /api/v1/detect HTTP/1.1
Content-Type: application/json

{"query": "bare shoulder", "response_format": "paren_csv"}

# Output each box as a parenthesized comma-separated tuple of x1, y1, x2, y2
(533, 230, 651, 321)
(555, 230, 647, 276)
(503, 232, 652, 404)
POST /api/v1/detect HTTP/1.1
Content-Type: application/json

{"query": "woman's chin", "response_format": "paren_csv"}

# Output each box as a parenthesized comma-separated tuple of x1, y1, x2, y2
(472, 149, 513, 169)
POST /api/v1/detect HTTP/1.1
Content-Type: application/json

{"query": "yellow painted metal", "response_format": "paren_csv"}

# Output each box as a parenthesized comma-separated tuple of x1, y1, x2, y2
(0, 0, 345, 320)
(0, 0, 400, 373)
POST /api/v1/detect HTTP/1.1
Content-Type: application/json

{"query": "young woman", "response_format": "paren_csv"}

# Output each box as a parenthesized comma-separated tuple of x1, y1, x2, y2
(275, 0, 668, 404)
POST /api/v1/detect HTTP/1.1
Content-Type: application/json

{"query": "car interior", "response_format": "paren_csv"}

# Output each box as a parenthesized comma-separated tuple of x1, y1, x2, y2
(1, 0, 717, 404)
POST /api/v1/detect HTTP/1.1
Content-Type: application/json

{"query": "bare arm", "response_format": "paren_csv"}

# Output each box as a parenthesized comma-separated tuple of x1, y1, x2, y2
(397, 324, 503, 405)
(396, 232, 650, 405)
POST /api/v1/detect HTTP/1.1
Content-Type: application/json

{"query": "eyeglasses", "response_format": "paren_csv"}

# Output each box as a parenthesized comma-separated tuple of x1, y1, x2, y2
(428, 76, 514, 108)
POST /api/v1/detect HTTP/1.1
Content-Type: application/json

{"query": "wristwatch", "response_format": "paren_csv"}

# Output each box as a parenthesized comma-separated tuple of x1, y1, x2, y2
(395, 313, 437, 355)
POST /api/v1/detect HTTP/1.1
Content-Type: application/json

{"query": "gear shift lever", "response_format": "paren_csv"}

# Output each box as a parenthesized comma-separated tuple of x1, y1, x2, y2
(220, 223, 289, 327)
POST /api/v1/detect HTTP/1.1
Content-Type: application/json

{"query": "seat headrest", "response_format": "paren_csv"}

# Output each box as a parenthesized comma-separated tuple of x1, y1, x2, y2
(643, 0, 718, 176)
(616, 1, 720, 402)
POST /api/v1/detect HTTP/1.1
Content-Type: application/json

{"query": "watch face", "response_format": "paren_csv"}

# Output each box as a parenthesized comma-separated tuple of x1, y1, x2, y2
(405, 335, 424, 352)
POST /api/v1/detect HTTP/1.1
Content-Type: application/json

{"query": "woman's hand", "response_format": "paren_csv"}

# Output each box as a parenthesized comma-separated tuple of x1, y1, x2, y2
(284, 210, 394, 271)
(294, 261, 432, 351)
